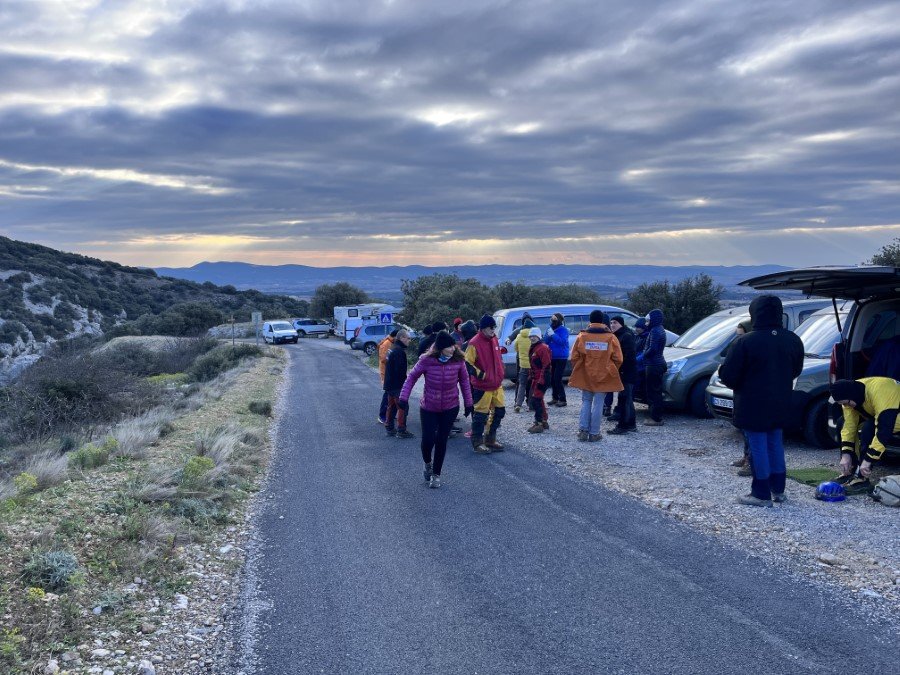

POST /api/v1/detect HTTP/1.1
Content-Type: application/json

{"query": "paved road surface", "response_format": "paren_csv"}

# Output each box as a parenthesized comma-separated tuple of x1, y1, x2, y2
(225, 340, 898, 674)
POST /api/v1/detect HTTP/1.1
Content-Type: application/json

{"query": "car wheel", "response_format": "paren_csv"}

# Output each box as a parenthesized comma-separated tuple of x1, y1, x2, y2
(804, 398, 838, 449)
(297, 330, 306, 337)
(364, 342, 377, 356)
(689, 380, 713, 418)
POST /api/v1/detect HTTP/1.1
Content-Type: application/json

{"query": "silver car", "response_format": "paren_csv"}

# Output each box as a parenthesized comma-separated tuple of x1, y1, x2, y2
(706, 305, 850, 447)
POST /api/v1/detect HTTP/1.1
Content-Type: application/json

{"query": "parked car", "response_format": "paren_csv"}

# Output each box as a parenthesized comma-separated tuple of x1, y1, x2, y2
(292, 318, 332, 338)
(706, 304, 850, 447)
(261, 321, 299, 345)
(739, 266, 900, 456)
(493, 304, 679, 380)
(637, 298, 831, 417)
(350, 323, 409, 355)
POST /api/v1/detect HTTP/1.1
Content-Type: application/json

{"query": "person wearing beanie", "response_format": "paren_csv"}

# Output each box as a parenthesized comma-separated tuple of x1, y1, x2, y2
(720, 295, 804, 507)
(376, 328, 399, 424)
(458, 320, 478, 350)
(830, 377, 900, 494)
(384, 330, 413, 438)
(641, 309, 668, 426)
(398, 331, 473, 488)
(568, 310, 623, 442)
(527, 327, 552, 433)
(506, 318, 536, 413)
(543, 313, 570, 407)
(464, 314, 507, 453)
(607, 316, 637, 434)
(417, 321, 445, 356)
(451, 318, 465, 345)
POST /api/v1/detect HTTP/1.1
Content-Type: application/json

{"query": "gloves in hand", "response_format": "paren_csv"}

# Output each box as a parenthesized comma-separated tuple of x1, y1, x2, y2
(476, 370, 486, 380)
(464, 405, 474, 417)
(398, 400, 409, 412)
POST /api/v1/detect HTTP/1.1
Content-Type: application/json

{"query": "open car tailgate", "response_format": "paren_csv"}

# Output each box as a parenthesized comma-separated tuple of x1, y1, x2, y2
(740, 266, 900, 300)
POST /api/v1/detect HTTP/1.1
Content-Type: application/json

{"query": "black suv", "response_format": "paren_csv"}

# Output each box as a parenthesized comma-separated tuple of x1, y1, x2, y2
(740, 266, 900, 455)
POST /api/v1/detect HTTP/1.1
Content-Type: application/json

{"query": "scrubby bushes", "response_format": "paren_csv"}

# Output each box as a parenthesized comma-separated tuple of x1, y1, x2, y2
(22, 452, 68, 490)
(69, 440, 115, 470)
(248, 399, 272, 416)
(187, 344, 262, 382)
(22, 550, 80, 591)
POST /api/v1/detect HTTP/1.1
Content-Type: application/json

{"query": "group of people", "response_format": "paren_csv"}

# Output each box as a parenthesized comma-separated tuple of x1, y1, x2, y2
(372, 296, 897, 504)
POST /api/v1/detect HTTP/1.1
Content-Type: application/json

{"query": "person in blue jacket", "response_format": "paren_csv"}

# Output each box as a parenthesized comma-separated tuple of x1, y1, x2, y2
(543, 312, 570, 407)
(641, 309, 667, 426)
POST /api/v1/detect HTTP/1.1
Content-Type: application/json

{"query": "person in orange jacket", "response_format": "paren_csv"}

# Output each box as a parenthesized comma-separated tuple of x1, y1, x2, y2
(568, 310, 623, 442)
(377, 328, 398, 424)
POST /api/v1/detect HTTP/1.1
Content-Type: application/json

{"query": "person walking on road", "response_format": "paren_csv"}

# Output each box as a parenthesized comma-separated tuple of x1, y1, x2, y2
(384, 330, 413, 438)
(451, 317, 465, 345)
(465, 314, 507, 454)
(719, 295, 804, 507)
(642, 309, 668, 426)
(569, 310, 623, 442)
(507, 318, 536, 413)
(544, 313, 570, 407)
(399, 331, 473, 488)
(418, 321, 447, 356)
(377, 328, 398, 424)
(607, 316, 637, 434)
(527, 327, 552, 433)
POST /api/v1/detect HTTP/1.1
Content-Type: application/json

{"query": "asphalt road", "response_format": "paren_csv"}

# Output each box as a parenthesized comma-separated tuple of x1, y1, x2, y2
(225, 339, 898, 675)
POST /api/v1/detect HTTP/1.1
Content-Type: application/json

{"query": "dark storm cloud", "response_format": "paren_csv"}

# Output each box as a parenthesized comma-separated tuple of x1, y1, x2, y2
(0, 0, 898, 265)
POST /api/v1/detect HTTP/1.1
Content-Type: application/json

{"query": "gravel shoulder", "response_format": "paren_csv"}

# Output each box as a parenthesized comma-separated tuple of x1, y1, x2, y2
(499, 385, 900, 625)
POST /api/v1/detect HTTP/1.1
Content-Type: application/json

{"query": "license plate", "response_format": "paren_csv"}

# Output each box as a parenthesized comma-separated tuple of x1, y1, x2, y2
(711, 396, 733, 410)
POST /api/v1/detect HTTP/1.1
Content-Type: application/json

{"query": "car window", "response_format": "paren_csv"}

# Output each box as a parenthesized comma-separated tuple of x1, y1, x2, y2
(862, 311, 899, 348)
(795, 312, 843, 358)
(798, 309, 816, 324)
(513, 316, 552, 333)
(782, 313, 789, 329)
(564, 315, 587, 332)
(271, 322, 292, 331)
(673, 314, 750, 350)
(348, 309, 358, 317)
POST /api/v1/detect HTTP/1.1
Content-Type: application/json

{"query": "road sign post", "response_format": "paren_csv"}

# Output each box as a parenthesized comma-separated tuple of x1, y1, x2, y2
(379, 312, 393, 325)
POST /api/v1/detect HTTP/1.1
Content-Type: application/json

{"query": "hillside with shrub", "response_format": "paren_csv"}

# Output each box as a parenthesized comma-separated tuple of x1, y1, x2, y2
(0, 236, 308, 383)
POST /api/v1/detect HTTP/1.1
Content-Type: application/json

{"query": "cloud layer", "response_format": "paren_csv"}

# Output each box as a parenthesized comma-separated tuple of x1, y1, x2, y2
(1, 0, 898, 266)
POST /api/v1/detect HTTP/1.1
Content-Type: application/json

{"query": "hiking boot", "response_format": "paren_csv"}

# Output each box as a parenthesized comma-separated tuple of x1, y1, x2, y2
(485, 435, 504, 451)
(386, 428, 396, 437)
(423, 462, 433, 482)
(377, 416, 386, 425)
(731, 456, 748, 467)
(541, 420, 549, 430)
(472, 436, 491, 454)
(577, 431, 589, 442)
(609, 414, 621, 422)
(834, 473, 855, 485)
(514, 406, 522, 413)
(588, 433, 602, 442)
(546, 400, 557, 407)
(429, 474, 441, 489)
(607, 426, 629, 435)
(527, 423, 544, 433)
(844, 476, 872, 495)
(737, 465, 753, 477)
(626, 426, 638, 433)
(643, 419, 665, 427)
(602, 406, 612, 417)
(738, 494, 773, 507)
(772, 492, 787, 503)
(397, 430, 414, 439)
(555, 401, 566, 407)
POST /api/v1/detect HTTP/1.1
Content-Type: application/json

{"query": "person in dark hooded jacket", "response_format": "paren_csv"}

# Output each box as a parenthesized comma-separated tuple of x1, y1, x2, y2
(642, 309, 668, 426)
(720, 295, 804, 507)
(607, 316, 637, 434)
(418, 321, 447, 356)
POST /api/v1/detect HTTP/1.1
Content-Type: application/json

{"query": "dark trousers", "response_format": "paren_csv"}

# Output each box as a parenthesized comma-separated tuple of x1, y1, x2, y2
(746, 429, 786, 499)
(645, 364, 666, 422)
(550, 359, 567, 403)
(531, 395, 547, 423)
(385, 392, 407, 431)
(615, 383, 635, 429)
(379, 391, 389, 421)
(604, 391, 614, 411)
(421, 407, 459, 475)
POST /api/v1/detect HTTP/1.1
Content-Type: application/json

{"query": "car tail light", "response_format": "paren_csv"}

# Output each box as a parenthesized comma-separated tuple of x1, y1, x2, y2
(354, 326, 362, 338)
(500, 346, 508, 354)
(829, 343, 838, 384)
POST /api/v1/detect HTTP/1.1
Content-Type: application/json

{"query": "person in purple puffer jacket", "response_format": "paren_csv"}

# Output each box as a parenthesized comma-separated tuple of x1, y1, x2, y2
(399, 330, 474, 488)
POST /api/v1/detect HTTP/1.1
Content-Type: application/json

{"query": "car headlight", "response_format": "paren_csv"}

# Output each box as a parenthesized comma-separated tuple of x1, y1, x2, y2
(667, 358, 687, 375)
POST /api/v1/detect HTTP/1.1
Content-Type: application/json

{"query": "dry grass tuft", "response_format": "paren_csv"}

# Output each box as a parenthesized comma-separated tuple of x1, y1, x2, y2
(22, 451, 69, 490)
(128, 469, 179, 503)
(112, 408, 176, 459)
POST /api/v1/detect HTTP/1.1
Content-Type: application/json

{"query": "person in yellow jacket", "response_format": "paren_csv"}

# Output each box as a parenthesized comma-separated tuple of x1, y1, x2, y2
(505, 318, 535, 413)
(830, 377, 900, 493)
(568, 310, 623, 442)
(376, 329, 398, 424)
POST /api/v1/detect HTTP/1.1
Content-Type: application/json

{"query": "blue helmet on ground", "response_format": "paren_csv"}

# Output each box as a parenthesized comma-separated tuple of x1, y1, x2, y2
(815, 481, 846, 502)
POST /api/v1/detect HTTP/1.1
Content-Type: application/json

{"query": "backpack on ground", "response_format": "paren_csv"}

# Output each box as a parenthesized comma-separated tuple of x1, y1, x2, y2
(871, 475, 900, 507)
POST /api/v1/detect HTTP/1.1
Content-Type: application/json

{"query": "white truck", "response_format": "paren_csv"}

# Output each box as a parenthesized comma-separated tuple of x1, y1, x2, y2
(334, 303, 400, 343)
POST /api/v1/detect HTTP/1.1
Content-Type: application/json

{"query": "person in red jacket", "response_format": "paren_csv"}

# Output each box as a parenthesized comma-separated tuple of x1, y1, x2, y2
(399, 331, 474, 488)
(527, 328, 552, 433)
(464, 314, 506, 454)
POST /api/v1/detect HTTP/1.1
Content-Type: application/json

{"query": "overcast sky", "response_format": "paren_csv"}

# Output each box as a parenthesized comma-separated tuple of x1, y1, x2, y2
(1, 0, 898, 268)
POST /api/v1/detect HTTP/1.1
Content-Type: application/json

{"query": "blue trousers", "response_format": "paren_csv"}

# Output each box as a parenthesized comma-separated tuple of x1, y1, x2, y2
(745, 429, 786, 500)
(579, 391, 605, 435)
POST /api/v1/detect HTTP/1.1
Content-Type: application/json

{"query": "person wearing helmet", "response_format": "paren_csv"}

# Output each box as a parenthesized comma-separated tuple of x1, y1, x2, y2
(830, 377, 900, 494)
(720, 295, 804, 507)
(464, 314, 506, 454)
(527, 328, 552, 433)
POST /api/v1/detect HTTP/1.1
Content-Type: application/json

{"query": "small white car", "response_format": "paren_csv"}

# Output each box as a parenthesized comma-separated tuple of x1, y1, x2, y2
(261, 321, 299, 345)
(292, 318, 331, 338)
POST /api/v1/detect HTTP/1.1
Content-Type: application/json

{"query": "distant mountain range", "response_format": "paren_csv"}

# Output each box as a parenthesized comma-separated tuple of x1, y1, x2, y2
(154, 262, 791, 299)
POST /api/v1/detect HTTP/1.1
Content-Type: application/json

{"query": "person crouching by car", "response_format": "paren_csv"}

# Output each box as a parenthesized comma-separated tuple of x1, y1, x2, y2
(384, 330, 413, 439)
(719, 295, 804, 507)
(830, 377, 900, 495)
(398, 331, 474, 489)
(568, 310, 623, 442)
(527, 328, 552, 433)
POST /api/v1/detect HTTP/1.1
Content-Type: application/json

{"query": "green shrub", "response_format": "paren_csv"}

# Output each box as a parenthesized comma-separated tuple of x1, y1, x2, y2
(181, 456, 215, 486)
(0, 320, 26, 345)
(187, 344, 262, 382)
(68, 441, 111, 470)
(13, 472, 38, 495)
(171, 498, 223, 525)
(248, 400, 272, 416)
(22, 550, 80, 591)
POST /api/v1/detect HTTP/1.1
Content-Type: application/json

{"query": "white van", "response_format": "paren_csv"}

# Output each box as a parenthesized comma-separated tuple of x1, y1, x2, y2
(261, 321, 299, 345)
(334, 304, 400, 343)
(493, 304, 679, 380)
